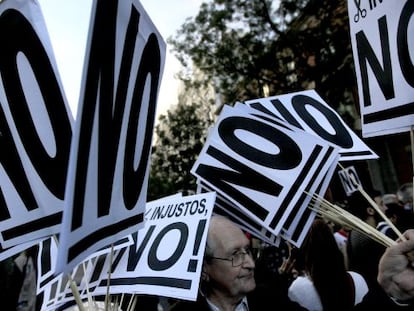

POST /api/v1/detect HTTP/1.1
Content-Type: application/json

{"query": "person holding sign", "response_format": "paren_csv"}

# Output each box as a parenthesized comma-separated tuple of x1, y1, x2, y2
(352, 229, 414, 310)
(376, 229, 414, 308)
(170, 215, 414, 310)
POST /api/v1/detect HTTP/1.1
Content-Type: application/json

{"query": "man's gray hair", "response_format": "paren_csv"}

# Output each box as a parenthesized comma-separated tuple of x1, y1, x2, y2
(397, 182, 413, 204)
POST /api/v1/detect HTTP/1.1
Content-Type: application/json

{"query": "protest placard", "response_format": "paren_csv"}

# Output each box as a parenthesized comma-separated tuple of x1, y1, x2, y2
(0, 0, 73, 248)
(245, 90, 378, 159)
(338, 165, 362, 196)
(192, 102, 339, 246)
(92, 192, 216, 301)
(348, 0, 414, 137)
(38, 238, 132, 311)
(56, 0, 166, 274)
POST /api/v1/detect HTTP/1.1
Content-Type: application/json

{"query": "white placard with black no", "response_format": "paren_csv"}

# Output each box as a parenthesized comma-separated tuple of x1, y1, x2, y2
(92, 192, 216, 302)
(281, 158, 338, 246)
(348, 0, 414, 137)
(37, 237, 132, 311)
(56, 0, 166, 274)
(338, 165, 361, 196)
(232, 101, 340, 246)
(191, 104, 339, 237)
(0, 238, 42, 263)
(0, 0, 73, 248)
(244, 89, 378, 160)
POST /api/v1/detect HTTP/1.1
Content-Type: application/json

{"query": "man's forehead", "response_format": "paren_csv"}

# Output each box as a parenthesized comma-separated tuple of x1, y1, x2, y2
(214, 227, 248, 251)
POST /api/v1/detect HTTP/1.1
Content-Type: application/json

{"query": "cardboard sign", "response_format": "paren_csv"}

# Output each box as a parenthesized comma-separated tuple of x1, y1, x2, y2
(37, 237, 132, 311)
(219, 100, 338, 245)
(56, 0, 166, 274)
(244, 90, 378, 160)
(0, 238, 41, 262)
(281, 159, 337, 245)
(0, 0, 73, 248)
(191, 103, 339, 243)
(348, 0, 414, 137)
(36, 236, 132, 294)
(338, 165, 362, 196)
(90, 192, 216, 302)
(38, 193, 214, 308)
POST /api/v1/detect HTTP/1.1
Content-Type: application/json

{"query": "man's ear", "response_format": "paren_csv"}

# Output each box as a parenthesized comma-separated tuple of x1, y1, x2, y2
(367, 207, 376, 216)
(201, 270, 209, 281)
(201, 263, 209, 281)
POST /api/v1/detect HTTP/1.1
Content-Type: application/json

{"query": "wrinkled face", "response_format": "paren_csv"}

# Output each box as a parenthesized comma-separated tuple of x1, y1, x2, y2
(203, 218, 256, 301)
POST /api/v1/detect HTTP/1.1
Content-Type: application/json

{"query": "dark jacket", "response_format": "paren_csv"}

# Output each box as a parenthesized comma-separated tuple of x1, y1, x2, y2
(169, 283, 307, 311)
(169, 276, 414, 311)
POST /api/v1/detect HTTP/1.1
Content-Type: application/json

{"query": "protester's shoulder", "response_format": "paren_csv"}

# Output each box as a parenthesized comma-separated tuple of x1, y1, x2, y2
(347, 271, 367, 285)
(288, 275, 314, 299)
(289, 275, 312, 288)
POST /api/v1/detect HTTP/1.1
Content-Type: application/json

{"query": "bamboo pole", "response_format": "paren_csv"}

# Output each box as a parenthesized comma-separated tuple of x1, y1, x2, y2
(410, 126, 414, 213)
(307, 192, 414, 261)
(308, 192, 396, 247)
(69, 276, 86, 311)
(104, 244, 115, 311)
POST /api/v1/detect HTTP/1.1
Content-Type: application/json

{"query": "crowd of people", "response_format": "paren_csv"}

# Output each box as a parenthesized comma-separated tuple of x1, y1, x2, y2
(169, 182, 414, 311)
(287, 219, 368, 310)
(170, 213, 414, 310)
(1, 183, 414, 311)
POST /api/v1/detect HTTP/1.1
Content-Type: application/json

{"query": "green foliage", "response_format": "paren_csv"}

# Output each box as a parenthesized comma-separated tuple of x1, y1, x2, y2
(169, 0, 359, 126)
(147, 100, 214, 201)
(169, 0, 307, 101)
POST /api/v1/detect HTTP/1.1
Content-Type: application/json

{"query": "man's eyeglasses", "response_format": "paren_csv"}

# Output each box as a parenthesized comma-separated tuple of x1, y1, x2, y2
(209, 248, 253, 267)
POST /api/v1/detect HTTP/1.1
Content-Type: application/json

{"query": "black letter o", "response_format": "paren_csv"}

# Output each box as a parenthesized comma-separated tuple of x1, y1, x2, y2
(218, 116, 302, 169)
(148, 222, 188, 271)
(292, 95, 353, 148)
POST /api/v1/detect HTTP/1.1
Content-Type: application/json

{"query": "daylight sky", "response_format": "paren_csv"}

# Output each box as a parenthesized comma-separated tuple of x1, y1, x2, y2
(37, 0, 203, 118)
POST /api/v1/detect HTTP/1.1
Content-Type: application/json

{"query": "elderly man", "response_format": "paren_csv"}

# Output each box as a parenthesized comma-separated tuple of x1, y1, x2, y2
(171, 215, 305, 311)
(171, 215, 414, 310)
